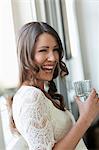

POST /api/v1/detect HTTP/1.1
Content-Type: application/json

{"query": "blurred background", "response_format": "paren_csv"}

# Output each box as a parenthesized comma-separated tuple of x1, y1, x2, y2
(0, 0, 99, 149)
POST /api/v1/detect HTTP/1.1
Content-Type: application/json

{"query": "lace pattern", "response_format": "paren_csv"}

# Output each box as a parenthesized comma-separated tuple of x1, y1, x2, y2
(13, 86, 55, 149)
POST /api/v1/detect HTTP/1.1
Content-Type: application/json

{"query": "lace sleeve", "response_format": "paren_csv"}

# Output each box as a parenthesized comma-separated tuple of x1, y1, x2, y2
(13, 87, 55, 150)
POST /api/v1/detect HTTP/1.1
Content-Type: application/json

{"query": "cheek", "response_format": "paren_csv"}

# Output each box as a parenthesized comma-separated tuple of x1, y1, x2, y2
(34, 54, 46, 64)
(56, 53, 59, 62)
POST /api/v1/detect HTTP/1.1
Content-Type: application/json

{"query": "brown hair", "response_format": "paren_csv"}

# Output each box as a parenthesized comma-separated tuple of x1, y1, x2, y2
(7, 22, 69, 134)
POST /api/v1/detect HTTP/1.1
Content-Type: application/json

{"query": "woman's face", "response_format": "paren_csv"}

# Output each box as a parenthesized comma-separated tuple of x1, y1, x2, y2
(34, 33, 59, 82)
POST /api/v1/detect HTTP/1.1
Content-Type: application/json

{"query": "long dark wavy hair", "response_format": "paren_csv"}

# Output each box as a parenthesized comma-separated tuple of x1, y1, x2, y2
(7, 22, 69, 134)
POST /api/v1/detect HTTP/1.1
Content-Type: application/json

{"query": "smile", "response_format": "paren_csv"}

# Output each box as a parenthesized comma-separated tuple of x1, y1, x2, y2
(41, 65, 55, 72)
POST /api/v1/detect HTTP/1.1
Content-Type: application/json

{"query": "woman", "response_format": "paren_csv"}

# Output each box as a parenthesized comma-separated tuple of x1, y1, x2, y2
(8, 22, 99, 150)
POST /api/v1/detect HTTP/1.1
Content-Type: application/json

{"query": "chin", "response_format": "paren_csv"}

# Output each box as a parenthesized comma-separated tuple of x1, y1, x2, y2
(42, 75, 53, 81)
(37, 72, 54, 81)
(44, 77, 53, 81)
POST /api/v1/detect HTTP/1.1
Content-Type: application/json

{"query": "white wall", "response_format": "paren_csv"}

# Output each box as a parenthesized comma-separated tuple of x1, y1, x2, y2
(75, 0, 99, 91)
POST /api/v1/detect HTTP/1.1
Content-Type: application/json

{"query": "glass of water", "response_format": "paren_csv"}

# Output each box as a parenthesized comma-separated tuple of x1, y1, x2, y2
(73, 80, 92, 101)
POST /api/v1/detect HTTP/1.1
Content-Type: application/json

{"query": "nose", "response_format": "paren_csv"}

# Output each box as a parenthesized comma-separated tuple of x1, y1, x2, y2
(47, 51, 56, 62)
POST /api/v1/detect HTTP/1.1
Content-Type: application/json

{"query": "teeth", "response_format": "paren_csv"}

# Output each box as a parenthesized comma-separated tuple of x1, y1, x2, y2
(43, 66, 54, 69)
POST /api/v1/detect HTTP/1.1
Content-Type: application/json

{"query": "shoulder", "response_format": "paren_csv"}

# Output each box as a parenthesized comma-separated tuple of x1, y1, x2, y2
(13, 86, 46, 105)
(12, 86, 48, 120)
(15, 85, 42, 97)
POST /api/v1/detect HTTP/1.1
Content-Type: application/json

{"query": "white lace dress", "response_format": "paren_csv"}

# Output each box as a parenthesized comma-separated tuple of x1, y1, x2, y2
(12, 86, 87, 150)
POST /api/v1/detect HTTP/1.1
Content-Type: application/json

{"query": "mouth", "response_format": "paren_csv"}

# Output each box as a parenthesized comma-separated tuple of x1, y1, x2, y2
(41, 65, 56, 73)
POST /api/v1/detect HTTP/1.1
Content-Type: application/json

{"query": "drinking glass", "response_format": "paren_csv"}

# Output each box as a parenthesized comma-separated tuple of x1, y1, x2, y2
(73, 80, 92, 101)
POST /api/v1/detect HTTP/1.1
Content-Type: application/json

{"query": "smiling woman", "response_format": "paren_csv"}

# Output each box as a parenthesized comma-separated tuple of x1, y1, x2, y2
(6, 21, 99, 150)
(1, 0, 99, 149)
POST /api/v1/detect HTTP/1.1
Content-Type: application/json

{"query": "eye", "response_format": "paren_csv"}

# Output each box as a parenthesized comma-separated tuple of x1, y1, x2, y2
(53, 48, 59, 52)
(38, 49, 47, 52)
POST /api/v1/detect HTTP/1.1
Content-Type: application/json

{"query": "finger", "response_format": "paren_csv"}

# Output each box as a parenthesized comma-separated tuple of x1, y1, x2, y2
(74, 96, 82, 106)
(88, 88, 97, 99)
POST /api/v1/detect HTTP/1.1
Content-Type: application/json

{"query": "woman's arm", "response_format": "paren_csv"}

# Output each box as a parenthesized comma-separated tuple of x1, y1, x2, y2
(53, 89, 99, 150)
(53, 115, 89, 150)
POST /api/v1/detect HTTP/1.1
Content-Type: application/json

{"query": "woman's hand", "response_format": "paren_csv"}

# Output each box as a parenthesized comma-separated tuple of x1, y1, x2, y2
(75, 89, 99, 125)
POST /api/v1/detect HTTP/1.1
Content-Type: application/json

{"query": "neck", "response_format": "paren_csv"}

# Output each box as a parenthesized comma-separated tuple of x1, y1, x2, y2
(36, 80, 44, 90)
(40, 83, 44, 90)
(23, 79, 45, 90)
